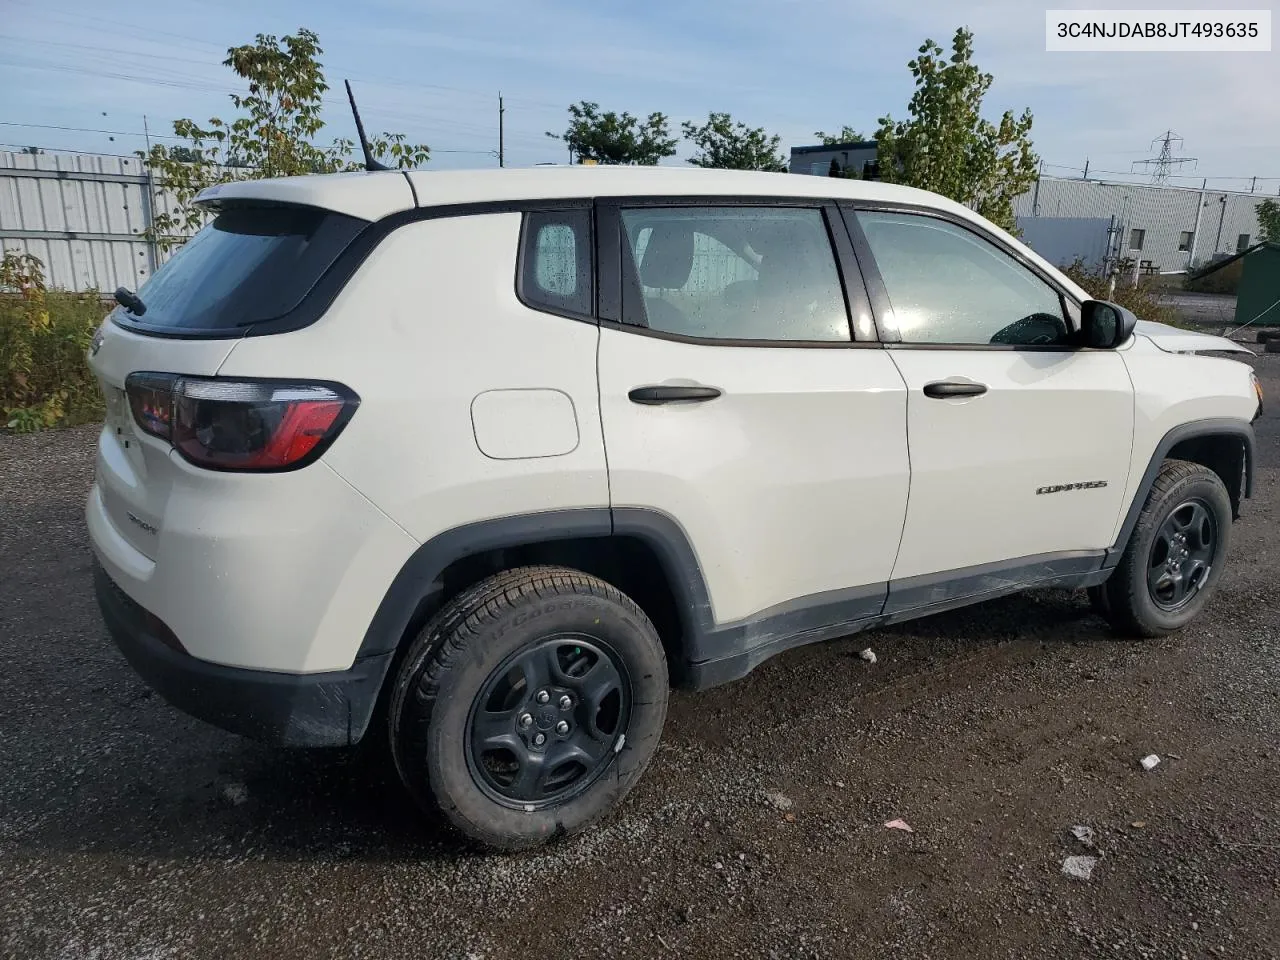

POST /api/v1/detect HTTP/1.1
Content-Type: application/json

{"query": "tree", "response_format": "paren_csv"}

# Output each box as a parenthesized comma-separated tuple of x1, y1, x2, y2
(546, 101, 677, 165)
(1257, 199, 1280, 244)
(828, 158, 858, 179)
(873, 27, 1038, 233)
(20, 146, 43, 155)
(681, 113, 786, 172)
(140, 28, 429, 249)
(813, 126, 867, 145)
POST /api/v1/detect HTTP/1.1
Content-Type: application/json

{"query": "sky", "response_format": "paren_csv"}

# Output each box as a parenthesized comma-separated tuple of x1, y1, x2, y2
(2, 0, 1277, 192)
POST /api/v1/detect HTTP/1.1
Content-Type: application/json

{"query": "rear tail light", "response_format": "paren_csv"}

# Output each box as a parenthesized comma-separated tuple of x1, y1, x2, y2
(124, 373, 358, 472)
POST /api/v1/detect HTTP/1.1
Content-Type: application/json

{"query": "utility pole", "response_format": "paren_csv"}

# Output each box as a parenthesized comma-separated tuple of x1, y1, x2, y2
(1032, 158, 1044, 215)
(498, 92, 505, 168)
(1082, 158, 1089, 180)
(141, 114, 159, 276)
(1186, 179, 1206, 269)
(1131, 130, 1197, 185)
(1250, 176, 1257, 194)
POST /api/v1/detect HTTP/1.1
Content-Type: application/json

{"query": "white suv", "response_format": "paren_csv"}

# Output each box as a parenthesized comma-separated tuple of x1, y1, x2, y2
(87, 167, 1262, 849)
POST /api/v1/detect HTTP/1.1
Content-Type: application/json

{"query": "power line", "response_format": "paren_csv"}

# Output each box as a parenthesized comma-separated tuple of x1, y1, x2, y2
(1042, 162, 1277, 184)
(0, 20, 566, 112)
(0, 120, 183, 140)
(0, 140, 143, 158)
(0, 132, 496, 157)
(0, 33, 224, 67)
(0, 56, 551, 146)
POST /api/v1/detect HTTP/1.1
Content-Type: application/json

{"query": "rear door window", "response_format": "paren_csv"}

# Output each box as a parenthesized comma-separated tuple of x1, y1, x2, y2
(618, 206, 851, 342)
(125, 204, 365, 331)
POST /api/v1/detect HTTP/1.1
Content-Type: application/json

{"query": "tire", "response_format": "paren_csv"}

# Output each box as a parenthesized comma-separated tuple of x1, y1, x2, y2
(1265, 338, 1280, 354)
(1095, 459, 1232, 637)
(388, 565, 668, 850)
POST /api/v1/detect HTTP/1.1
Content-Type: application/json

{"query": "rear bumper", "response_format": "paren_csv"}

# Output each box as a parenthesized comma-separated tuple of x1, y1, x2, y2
(95, 563, 391, 747)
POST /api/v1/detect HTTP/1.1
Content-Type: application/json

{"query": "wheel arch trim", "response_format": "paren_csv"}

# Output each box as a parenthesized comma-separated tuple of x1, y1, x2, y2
(353, 507, 722, 664)
(1104, 417, 1255, 570)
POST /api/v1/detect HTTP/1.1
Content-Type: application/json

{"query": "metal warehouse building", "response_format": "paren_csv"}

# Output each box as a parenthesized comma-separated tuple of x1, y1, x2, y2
(789, 140, 1272, 276)
(1012, 176, 1269, 275)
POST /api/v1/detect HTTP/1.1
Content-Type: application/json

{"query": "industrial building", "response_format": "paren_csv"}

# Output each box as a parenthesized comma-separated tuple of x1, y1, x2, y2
(789, 140, 1272, 276)
(1012, 175, 1268, 275)
(788, 140, 879, 179)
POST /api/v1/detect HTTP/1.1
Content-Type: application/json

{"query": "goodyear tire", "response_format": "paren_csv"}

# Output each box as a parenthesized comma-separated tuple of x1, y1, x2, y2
(388, 566, 668, 850)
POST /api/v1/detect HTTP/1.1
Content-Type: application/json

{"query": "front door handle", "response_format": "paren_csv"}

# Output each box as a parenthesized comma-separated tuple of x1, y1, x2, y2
(923, 380, 988, 399)
(628, 384, 722, 405)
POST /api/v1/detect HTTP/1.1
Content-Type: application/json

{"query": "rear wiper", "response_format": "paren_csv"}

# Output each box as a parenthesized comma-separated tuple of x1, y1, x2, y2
(114, 287, 147, 316)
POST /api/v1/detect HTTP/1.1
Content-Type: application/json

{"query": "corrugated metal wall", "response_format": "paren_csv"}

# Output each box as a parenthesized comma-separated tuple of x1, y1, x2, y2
(1015, 216, 1114, 271)
(0, 150, 193, 292)
(1014, 176, 1267, 273)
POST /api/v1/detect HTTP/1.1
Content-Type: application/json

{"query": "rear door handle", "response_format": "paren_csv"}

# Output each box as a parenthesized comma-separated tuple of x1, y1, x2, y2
(923, 380, 988, 399)
(628, 385, 722, 405)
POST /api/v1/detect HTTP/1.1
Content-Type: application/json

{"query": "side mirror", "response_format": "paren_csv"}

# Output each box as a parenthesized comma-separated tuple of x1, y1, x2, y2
(1079, 300, 1136, 348)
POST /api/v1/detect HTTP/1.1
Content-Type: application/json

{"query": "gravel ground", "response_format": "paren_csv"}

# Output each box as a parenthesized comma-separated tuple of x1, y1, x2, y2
(1, 356, 1277, 960)
(1163, 291, 1240, 329)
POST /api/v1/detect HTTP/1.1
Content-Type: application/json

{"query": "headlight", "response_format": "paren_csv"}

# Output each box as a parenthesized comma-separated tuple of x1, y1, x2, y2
(1252, 371, 1264, 421)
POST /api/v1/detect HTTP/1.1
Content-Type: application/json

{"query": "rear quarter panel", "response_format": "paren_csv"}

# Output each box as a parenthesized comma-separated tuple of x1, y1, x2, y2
(214, 211, 610, 543)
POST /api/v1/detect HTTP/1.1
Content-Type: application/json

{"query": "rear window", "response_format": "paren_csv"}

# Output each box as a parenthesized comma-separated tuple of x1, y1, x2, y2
(126, 204, 366, 330)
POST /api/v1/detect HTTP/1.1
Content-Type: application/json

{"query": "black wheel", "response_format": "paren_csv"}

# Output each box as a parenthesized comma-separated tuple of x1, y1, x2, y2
(1095, 459, 1232, 637)
(387, 566, 668, 850)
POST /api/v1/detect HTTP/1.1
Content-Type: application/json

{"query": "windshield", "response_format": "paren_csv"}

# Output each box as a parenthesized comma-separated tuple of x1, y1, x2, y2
(128, 204, 366, 330)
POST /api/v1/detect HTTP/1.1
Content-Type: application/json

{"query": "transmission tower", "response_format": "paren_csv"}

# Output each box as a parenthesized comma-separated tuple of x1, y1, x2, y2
(1131, 131, 1198, 185)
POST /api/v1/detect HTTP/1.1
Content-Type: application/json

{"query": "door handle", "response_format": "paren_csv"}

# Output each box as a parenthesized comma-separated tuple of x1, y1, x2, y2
(628, 385, 722, 405)
(923, 380, 988, 399)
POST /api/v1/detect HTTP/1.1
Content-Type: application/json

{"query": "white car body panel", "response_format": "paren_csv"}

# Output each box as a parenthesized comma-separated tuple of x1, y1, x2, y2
(195, 170, 417, 221)
(215, 212, 610, 555)
(1134, 320, 1255, 356)
(597, 330, 909, 623)
(1111, 343, 1259, 545)
(885, 349, 1134, 579)
(87, 323, 420, 673)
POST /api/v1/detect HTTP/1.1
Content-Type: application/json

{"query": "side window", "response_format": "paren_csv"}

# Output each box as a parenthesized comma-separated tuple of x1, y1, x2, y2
(855, 211, 1069, 346)
(620, 206, 850, 342)
(520, 209, 592, 317)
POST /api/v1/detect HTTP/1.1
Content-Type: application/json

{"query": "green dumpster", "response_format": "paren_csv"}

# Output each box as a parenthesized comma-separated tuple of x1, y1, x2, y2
(1235, 242, 1280, 330)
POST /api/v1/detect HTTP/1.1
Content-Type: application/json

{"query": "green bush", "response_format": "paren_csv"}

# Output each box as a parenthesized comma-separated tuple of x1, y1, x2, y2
(1060, 258, 1183, 328)
(1, 252, 107, 432)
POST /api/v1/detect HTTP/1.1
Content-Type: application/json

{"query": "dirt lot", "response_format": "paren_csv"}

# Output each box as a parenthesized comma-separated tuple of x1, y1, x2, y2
(2, 355, 1277, 960)
(1163, 291, 1240, 330)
